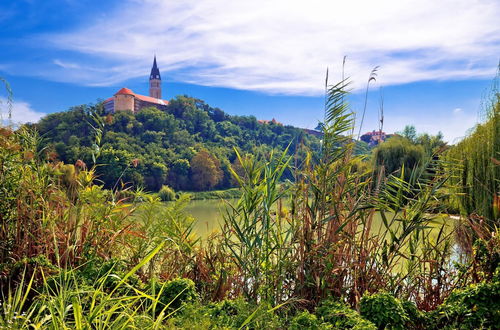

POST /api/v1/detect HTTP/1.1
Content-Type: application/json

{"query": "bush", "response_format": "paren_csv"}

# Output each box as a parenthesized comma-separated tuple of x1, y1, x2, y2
(209, 298, 282, 329)
(147, 277, 198, 312)
(316, 300, 376, 329)
(289, 310, 322, 330)
(360, 292, 408, 330)
(158, 185, 176, 201)
(373, 136, 426, 181)
(431, 280, 500, 329)
(169, 298, 283, 329)
(77, 258, 142, 294)
(401, 300, 427, 329)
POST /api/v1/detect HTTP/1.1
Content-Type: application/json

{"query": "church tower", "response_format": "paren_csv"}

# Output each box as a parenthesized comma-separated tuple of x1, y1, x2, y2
(149, 56, 162, 99)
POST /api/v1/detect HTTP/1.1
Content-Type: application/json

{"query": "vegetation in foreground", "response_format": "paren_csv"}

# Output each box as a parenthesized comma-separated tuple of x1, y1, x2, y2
(0, 72, 498, 329)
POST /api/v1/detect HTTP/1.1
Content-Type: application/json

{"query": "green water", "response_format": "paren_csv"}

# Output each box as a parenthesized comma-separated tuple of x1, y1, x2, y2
(185, 199, 237, 237)
(183, 199, 454, 240)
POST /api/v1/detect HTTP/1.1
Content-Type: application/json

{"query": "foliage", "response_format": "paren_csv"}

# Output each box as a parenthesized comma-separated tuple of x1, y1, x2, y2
(0, 125, 131, 277)
(167, 298, 283, 329)
(158, 184, 176, 201)
(190, 149, 224, 191)
(359, 292, 409, 330)
(401, 300, 427, 329)
(289, 310, 322, 330)
(398, 125, 417, 143)
(126, 193, 199, 280)
(222, 147, 292, 303)
(431, 280, 500, 329)
(188, 187, 242, 200)
(316, 300, 376, 329)
(35, 96, 321, 192)
(444, 82, 499, 222)
(147, 277, 198, 313)
(0, 243, 178, 329)
(373, 135, 426, 180)
(73, 258, 142, 294)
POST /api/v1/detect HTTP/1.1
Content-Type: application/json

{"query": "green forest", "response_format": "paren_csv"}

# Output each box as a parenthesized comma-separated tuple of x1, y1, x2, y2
(0, 73, 499, 329)
(33, 96, 322, 192)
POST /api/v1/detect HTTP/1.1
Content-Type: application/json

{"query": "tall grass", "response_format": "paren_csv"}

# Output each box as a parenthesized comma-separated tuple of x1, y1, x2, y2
(222, 148, 293, 303)
(0, 243, 191, 329)
(220, 77, 457, 309)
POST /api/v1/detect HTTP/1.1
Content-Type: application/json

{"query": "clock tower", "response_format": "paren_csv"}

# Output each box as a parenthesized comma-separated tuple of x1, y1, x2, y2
(149, 56, 162, 99)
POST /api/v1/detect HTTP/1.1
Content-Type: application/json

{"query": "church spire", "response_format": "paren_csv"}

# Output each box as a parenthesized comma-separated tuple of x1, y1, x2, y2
(149, 56, 162, 99)
(150, 55, 161, 80)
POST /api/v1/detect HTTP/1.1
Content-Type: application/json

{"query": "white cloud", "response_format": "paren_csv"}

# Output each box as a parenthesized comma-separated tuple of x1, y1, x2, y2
(0, 97, 46, 125)
(41, 0, 499, 94)
(453, 108, 463, 114)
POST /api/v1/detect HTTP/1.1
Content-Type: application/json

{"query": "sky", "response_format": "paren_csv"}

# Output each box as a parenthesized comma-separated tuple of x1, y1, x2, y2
(0, 0, 499, 143)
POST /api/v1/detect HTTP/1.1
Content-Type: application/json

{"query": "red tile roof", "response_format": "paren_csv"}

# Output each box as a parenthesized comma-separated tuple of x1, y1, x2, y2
(115, 87, 135, 95)
(104, 88, 169, 106)
(135, 94, 168, 105)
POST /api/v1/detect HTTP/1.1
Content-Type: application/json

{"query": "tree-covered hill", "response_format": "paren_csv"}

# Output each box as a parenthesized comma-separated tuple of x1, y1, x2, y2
(34, 95, 321, 192)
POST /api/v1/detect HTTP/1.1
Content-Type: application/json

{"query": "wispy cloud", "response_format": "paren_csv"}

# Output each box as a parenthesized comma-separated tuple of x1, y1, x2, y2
(39, 0, 499, 94)
(0, 97, 46, 125)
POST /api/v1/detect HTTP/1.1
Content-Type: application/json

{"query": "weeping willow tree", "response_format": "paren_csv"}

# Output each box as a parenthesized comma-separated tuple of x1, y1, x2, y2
(445, 70, 499, 222)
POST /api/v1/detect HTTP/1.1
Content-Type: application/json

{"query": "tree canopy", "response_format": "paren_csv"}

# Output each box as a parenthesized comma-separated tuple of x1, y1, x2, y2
(34, 96, 321, 192)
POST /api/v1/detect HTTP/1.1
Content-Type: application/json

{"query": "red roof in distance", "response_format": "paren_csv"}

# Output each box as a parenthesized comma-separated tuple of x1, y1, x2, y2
(105, 87, 169, 106)
(135, 94, 168, 105)
(115, 87, 135, 96)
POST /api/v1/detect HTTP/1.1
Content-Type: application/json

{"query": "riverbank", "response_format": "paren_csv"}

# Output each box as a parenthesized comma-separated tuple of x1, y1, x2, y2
(179, 187, 242, 200)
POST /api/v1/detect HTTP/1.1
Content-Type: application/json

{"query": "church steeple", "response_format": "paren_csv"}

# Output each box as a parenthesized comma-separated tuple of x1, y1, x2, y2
(149, 56, 162, 99)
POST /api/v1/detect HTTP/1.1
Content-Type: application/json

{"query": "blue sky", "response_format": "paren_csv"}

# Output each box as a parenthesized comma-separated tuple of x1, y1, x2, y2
(0, 0, 499, 143)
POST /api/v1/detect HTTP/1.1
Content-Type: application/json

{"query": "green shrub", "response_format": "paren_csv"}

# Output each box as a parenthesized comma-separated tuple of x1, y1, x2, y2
(169, 298, 283, 329)
(75, 258, 142, 295)
(316, 300, 376, 329)
(158, 185, 176, 201)
(289, 310, 322, 330)
(431, 280, 500, 329)
(208, 298, 282, 329)
(359, 292, 408, 330)
(147, 277, 198, 312)
(401, 300, 427, 329)
(164, 302, 215, 329)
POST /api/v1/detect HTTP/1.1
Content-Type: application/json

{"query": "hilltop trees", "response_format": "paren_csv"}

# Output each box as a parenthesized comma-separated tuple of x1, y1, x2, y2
(34, 96, 321, 192)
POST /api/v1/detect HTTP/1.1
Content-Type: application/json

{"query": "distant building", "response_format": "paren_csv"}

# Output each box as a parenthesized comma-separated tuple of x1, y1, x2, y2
(104, 56, 169, 113)
(360, 130, 393, 146)
(258, 118, 282, 125)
